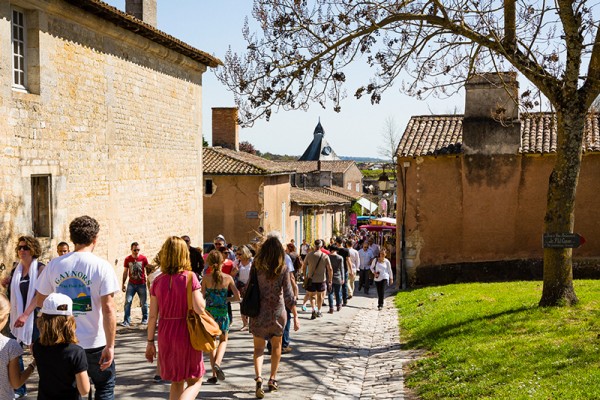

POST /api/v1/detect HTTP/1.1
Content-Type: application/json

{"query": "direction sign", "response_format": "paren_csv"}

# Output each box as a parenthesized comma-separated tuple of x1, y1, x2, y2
(542, 233, 586, 249)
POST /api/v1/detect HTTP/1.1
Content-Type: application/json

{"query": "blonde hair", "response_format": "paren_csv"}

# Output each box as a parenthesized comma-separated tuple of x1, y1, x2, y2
(237, 245, 252, 261)
(15, 235, 42, 259)
(37, 314, 78, 346)
(206, 250, 224, 287)
(159, 236, 191, 275)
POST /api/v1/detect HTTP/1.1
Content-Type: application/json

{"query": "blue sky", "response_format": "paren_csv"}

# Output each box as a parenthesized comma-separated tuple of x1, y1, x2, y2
(104, 0, 463, 158)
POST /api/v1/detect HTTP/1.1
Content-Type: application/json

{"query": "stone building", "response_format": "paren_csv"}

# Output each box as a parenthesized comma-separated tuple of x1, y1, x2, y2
(396, 72, 600, 284)
(203, 108, 295, 246)
(0, 0, 220, 268)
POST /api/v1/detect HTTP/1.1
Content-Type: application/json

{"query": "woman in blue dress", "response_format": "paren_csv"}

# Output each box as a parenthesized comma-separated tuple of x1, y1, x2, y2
(202, 250, 240, 384)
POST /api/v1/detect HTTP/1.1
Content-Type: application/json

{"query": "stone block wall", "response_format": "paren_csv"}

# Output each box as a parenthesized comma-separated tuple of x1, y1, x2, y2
(0, 1, 206, 296)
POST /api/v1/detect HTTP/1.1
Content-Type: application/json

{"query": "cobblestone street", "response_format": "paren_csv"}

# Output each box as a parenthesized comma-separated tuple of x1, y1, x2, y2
(24, 286, 412, 399)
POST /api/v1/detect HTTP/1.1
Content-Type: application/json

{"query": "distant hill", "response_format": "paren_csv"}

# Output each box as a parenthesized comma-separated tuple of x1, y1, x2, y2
(340, 156, 385, 162)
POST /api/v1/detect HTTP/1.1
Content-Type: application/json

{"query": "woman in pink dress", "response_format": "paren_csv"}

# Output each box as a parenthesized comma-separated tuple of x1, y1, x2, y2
(145, 236, 206, 400)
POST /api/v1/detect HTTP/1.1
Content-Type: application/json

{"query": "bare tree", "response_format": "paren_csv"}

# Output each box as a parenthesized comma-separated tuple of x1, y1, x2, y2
(377, 116, 401, 164)
(217, 1, 600, 306)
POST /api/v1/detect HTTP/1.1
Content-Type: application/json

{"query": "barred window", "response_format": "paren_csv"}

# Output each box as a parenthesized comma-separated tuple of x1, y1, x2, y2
(32, 175, 52, 237)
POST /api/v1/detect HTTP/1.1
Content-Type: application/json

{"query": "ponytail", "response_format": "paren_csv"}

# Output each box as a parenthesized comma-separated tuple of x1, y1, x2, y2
(206, 250, 224, 287)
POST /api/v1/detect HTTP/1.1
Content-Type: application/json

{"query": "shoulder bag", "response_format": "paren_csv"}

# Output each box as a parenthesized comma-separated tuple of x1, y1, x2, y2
(240, 266, 261, 318)
(186, 272, 221, 352)
(303, 254, 324, 290)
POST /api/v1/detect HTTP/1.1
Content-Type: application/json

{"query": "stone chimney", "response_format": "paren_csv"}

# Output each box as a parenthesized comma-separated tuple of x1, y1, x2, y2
(212, 108, 239, 151)
(463, 72, 520, 155)
(125, 0, 157, 27)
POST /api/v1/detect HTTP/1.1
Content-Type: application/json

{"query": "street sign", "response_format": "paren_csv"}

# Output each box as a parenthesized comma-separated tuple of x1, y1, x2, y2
(542, 233, 586, 249)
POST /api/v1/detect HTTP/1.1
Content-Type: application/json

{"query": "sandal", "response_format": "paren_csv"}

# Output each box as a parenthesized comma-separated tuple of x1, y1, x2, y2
(255, 377, 265, 399)
(268, 378, 279, 392)
(206, 376, 218, 384)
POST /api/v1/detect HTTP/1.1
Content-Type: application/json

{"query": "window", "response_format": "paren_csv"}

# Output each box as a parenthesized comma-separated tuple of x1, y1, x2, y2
(356, 183, 360, 192)
(204, 179, 214, 195)
(31, 175, 51, 237)
(12, 8, 26, 89)
(347, 182, 351, 190)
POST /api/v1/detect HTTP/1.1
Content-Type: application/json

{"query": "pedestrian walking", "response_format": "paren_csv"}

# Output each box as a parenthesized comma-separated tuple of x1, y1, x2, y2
(146, 236, 206, 400)
(304, 240, 333, 319)
(0, 294, 36, 400)
(120, 242, 149, 327)
(31, 215, 120, 399)
(33, 293, 90, 399)
(233, 245, 253, 331)
(370, 247, 394, 310)
(346, 239, 360, 297)
(358, 241, 374, 294)
(202, 250, 240, 384)
(327, 248, 344, 313)
(5, 235, 45, 398)
(249, 236, 299, 398)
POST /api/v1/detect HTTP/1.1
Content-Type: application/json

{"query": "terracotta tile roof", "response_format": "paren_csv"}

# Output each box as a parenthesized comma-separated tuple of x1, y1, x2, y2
(203, 148, 295, 175)
(276, 160, 356, 173)
(397, 112, 600, 157)
(66, 0, 221, 68)
(315, 186, 363, 201)
(290, 188, 351, 206)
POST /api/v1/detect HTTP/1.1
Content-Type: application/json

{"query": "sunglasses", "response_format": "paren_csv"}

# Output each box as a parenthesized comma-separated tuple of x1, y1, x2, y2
(18, 245, 30, 251)
(133, 249, 140, 252)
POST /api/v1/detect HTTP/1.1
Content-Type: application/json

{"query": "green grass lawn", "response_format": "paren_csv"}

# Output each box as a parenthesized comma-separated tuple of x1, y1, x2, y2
(395, 280, 600, 399)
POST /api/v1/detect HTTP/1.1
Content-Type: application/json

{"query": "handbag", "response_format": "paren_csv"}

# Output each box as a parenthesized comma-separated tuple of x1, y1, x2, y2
(240, 266, 260, 318)
(303, 254, 324, 290)
(185, 271, 222, 352)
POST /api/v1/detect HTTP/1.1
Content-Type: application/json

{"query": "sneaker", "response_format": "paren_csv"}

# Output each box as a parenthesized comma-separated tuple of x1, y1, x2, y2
(14, 393, 26, 399)
(328, 308, 334, 314)
(153, 375, 162, 383)
(378, 306, 383, 311)
(281, 346, 293, 354)
(119, 321, 130, 327)
(311, 311, 317, 320)
(342, 301, 348, 306)
(301, 305, 307, 312)
(141, 320, 148, 325)
(317, 311, 323, 318)
(337, 305, 342, 311)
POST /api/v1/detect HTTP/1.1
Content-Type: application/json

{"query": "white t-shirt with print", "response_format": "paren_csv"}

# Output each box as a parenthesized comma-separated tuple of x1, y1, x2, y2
(0, 335, 23, 400)
(36, 251, 119, 349)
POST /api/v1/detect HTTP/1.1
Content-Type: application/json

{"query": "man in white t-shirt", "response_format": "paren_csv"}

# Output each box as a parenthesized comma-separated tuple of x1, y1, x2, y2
(346, 239, 360, 296)
(34, 216, 119, 399)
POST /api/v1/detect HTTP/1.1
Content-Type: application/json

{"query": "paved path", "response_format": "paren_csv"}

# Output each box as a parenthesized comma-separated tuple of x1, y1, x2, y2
(24, 285, 415, 399)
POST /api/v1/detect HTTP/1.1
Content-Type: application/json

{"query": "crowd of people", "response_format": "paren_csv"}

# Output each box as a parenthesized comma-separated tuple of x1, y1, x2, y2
(0, 216, 394, 399)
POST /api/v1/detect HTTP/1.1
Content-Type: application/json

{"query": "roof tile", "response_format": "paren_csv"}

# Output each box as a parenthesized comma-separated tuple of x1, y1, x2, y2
(203, 148, 295, 175)
(290, 187, 351, 205)
(397, 112, 600, 157)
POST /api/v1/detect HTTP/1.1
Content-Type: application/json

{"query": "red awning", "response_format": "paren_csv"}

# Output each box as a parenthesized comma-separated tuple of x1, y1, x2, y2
(359, 224, 396, 232)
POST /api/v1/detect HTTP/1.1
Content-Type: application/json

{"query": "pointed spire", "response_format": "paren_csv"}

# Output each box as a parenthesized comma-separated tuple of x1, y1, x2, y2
(313, 119, 325, 136)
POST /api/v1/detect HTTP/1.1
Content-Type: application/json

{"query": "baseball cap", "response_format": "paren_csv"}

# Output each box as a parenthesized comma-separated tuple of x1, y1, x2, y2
(41, 293, 73, 316)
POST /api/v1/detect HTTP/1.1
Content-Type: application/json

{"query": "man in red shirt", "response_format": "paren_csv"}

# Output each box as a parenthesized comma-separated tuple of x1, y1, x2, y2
(120, 242, 149, 327)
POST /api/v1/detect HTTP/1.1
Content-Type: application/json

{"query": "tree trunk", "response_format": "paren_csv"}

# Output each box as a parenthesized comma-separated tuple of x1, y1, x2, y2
(539, 105, 586, 306)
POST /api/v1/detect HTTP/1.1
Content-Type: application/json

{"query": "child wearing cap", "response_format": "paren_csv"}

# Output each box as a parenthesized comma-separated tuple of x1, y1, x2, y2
(0, 293, 36, 399)
(33, 293, 90, 399)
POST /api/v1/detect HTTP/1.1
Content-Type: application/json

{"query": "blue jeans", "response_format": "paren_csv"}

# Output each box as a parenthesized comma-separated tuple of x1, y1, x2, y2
(123, 283, 148, 323)
(328, 283, 343, 308)
(282, 307, 292, 349)
(86, 346, 116, 400)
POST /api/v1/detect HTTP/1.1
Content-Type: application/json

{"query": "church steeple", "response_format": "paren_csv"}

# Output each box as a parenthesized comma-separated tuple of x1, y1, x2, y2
(298, 119, 340, 161)
(313, 118, 325, 136)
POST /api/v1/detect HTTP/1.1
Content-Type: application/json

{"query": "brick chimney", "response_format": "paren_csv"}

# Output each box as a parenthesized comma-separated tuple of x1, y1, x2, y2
(212, 108, 239, 151)
(125, 0, 157, 27)
(463, 72, 520, 154)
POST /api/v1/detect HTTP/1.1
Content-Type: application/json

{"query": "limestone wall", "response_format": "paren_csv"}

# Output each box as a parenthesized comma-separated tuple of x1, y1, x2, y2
(0, 1, 206, 284)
